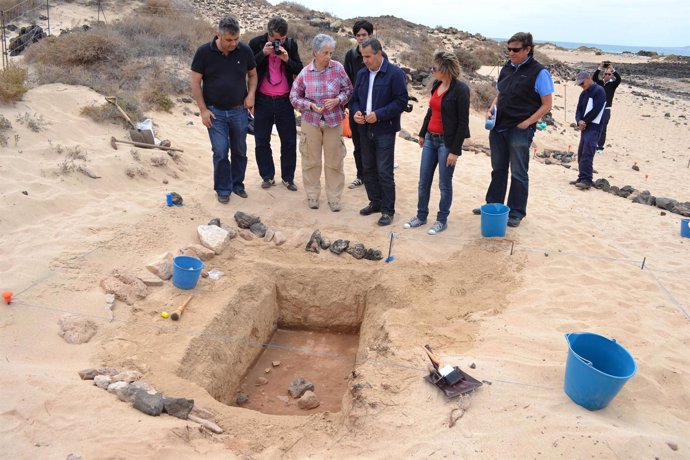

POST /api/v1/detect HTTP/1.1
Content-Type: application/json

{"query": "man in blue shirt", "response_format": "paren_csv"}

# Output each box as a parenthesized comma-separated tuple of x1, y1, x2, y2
(572, 71, 607, 190)
(474, 32, 554, 228)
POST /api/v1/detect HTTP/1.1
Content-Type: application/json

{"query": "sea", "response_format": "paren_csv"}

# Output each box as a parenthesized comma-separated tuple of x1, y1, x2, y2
(539, 40, 690, 57)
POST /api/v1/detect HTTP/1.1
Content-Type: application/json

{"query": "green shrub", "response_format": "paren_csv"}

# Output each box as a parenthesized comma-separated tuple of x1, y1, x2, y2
(0, 64, 28, 103)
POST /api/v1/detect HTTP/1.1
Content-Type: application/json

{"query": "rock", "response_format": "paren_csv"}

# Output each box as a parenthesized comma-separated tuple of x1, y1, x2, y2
(207, 218, 220, 227)
(58, 314, 97, 344)
(329, 239, 349, 255)
(544, 158, 554, 165)
(236, 393, 249, 405)
(272, 361, 281, 367)
(180, 244, 215, 261)
(145, 251, 174, 280)
(667, 441, 678, 451)
(107, 381, 130, 400)
(170, 192, 183, 205)
(163, 397, 194, 419)
(100, 271, 148, 305)
(264, 228, 275, 242)
(239, 229, 254, 240)
(112, 370, 142, 383)
(306, 230, 322, 253)
(346, 243, 366, 259)
(616, 185, 635, 198)
(273, 231, 287, 246)
(632, 190, 656, 206)
(197, 225, 231, 254)
(78, 367, 119, 380)
(672, 203, 690, 217)
(220, 224, 239, 239)
(593, 178, 611, 192)
(255, 377, 269, 386)
(133, 390, 164, 416)
(364, 248, 383, 261)
(250, 221, 268, 237)
(656, 197, 678, 211)
(234, 211, 260, 229)
(122, 381, 154, 403)
(632, 164, 640, 171)
(66, 453, 82, 460)
(288, 377, 314, 399)
(319, 236, 331, 250)
(94, 375, 112, 389)
(297, 390, 320, 410)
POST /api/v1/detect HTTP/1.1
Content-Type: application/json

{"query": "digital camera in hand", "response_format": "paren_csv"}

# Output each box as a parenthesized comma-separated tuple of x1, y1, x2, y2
(273, 40, 283, 55)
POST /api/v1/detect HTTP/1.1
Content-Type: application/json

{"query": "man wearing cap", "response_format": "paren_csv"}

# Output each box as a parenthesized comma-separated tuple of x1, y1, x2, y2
(475, 32, 554, 228)
(572, 71, 606, 190)
(592, 62, 622, 151)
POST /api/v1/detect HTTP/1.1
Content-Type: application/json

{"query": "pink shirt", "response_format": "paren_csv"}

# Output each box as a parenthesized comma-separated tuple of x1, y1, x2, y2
(259, 53, 290, 96)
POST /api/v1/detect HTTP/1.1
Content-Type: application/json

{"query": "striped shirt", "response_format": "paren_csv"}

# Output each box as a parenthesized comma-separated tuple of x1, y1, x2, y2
(290, 59, 353, 128)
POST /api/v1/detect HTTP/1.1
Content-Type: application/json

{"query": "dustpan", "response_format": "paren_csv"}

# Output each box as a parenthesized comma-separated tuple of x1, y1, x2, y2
(424, 367, 482, 398)
(105, 96, 155, 146)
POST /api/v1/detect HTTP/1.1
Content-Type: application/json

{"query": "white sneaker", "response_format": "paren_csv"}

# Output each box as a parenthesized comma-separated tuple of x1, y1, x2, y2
(403, 216, 425, 229)
(427, 221, 447, 235)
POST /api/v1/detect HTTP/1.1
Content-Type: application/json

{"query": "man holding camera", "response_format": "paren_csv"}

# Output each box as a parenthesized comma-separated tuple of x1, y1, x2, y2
(249, 17, 304, 192)
(592, 61, 622, 151)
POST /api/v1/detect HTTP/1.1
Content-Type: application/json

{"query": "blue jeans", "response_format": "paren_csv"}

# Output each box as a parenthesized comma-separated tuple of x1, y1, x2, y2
(597, 108, 611, 149)
(487, 126, 535, 219)
(577, 124, 602, 184)
(207, 105, 248, 195)
(417, 133, 456, 224)
(254, 95, 296, 182)
(359, 127, 396, 215)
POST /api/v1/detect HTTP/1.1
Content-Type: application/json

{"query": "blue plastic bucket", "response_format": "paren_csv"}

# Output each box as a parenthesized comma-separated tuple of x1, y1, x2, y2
(681, 218, 690, 238)
(172, 256, 204, 289)
(480, 203, 510, 237)
(563, 332, 637, 411)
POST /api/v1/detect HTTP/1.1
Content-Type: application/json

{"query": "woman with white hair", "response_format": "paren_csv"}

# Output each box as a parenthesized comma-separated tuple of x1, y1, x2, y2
(290, 34, 352, 211)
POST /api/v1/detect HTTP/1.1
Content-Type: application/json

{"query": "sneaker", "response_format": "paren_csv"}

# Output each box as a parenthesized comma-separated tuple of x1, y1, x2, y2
(348, 178, 363, 189)
(282, 180, 298, 191)
(328, 201, 341, 212)
(359, 204, 381, 216)
(569, 179, 580, 185)
(427, 221, 447, 235)
(377, 214, 392, 226)
(507, 216, 522, 227)
(403, 216, 426, 229)
(472, 208, 481, 215)
(575, 181, 592, 190)
(234, 189, 248, 199)
(308, 199, 319, 209)
(217, 194, 229, 204)
(261, 179, 275, 189)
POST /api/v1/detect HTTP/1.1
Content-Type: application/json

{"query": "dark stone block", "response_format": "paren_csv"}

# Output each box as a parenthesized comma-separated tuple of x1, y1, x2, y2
(133, 390, 164, 416)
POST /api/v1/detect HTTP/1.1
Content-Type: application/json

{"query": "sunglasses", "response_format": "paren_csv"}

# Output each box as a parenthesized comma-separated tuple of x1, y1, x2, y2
(604, 73, 612, 76)
(507, 46, 524, 53)
(431, 65, 439, 72)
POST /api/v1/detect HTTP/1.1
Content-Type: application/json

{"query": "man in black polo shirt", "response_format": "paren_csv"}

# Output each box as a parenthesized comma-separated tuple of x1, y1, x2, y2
(474, 32, 554, 227)
(191, 16, 257, 203)
(248, 17, 303, 192)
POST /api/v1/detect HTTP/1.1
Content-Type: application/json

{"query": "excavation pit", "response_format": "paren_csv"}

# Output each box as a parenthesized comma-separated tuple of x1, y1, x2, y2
(177, 267, 378, 415)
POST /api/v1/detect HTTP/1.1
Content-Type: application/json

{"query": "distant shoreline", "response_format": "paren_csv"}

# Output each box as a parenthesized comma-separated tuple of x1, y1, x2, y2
(491, 38, 690, 57)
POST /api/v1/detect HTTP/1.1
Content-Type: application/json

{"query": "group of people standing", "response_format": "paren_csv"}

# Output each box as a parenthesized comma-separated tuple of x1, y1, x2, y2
(192, 16, 613, 233)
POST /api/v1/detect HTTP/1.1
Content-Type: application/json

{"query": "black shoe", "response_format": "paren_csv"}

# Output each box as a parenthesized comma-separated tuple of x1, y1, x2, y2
(507, 216, 522, 227)
(472, 208, 481, 215)
(377, 214, 392, 226)
(217, 194, 229, 204)
(360, 204, 381, 216)
(569, 179, 580, 185)
(282, 180, 298, 191)
(261, 179, 275, 189)
(234, 189, 248, 198)
(575, 181, 592, 190)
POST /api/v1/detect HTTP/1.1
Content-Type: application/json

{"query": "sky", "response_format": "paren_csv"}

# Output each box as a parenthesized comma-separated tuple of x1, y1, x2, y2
(268, 0, 690, 48)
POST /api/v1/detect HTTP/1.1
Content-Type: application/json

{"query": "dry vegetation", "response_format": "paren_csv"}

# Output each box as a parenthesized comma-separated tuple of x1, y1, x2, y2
(0, 64, 28, 103)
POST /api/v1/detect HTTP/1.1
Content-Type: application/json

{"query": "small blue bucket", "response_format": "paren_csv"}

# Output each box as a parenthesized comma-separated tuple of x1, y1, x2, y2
(172, 256, 204, 290)
(681, 218, 690, 238)
(480, 203, 510, 237)
(564, 332, 637, 411)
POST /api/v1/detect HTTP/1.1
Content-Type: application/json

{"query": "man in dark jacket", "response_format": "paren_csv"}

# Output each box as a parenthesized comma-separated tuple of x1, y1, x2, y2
(592, 62, 621, 151)
(248, 17, 303, 191)
(573, 71, 606, 190)
(351, 38, 409, 226)
(475, 32, 553, 227)
(343, 20, 387, 189)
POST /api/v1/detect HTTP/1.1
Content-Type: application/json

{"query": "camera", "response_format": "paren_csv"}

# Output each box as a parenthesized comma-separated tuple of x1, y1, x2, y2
(273, 40, 283, 55)
(602, 61, 611, 68)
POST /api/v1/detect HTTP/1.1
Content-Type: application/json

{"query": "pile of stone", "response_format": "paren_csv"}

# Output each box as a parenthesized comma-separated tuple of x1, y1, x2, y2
(231, 211, 287, 245)
(536, 149, 575, 168)
(78, 367, 223, 433)
(592, 179, 690, 217)
(305, 230, 383, 261)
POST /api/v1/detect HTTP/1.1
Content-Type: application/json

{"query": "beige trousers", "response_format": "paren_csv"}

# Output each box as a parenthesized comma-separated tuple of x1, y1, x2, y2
(299, 122, 346, 203)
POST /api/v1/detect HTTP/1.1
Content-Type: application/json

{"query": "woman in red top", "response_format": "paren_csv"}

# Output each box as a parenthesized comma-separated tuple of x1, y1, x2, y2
(404, 51, 470, 234)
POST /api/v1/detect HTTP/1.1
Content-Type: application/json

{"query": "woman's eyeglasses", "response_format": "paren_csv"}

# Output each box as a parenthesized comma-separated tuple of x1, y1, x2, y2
(604, 73, 612, 76)
(506, 46, 524, 53)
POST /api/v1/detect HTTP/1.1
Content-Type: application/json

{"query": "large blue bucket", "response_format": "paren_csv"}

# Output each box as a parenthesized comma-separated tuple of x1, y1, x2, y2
(480, 203, 510, 237)
(172, 256, 204, 290)
(681, 218, 690, 238)
(563, 332, 637, 411)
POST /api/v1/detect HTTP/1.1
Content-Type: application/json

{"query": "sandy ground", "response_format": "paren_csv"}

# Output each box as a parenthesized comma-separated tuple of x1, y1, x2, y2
(1, 8, 690, 458)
